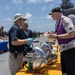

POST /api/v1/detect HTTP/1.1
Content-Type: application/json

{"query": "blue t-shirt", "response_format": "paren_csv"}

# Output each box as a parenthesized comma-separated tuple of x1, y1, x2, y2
(20, 29, 33, 55)
(8, 24, 25, 53)
(26, 29, 33, 38)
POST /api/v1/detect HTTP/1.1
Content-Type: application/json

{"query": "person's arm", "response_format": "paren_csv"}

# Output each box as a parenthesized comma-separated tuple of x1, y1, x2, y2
(44, 31, 75, 39)
(57, 31, 75, 39)
(44, 17, 75, 39)
(12, 39, 28, 46)
(12, 38, 33, 46)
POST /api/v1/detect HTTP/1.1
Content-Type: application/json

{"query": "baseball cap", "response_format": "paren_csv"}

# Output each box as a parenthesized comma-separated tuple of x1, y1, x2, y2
(13, 13, 27, 22)
(49, 7, 62, 15)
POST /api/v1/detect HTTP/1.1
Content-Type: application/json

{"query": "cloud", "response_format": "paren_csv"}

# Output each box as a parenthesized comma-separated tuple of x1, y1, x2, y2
(29, 20, 32, 23)
(42, 6, 46, 10)
(3, 17, 12, 22)
(1, 18, 12, 30)
(25, 13, 32, 19)
(27, 0, 54, 4)
(44, 0, 54, 2)
(5, 6, 10, 10)
(27, 0, 41, 4)
(40, 15, 52, 20)
(46, 15, 52, 19)
(12, 0, 22, 4)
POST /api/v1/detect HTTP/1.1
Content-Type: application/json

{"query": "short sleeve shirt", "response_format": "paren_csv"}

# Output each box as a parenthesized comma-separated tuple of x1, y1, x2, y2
(8, 24, 25, 53)
(55, 15, 75, 52)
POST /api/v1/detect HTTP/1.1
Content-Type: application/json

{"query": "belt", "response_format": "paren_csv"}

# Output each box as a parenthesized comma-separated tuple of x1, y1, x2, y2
(10, 52, 23, 55)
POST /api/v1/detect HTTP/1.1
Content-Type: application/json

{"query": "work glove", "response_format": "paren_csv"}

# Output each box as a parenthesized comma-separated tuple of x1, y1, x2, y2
(30, 44, 33, 48)
(28, 38, 33, 45)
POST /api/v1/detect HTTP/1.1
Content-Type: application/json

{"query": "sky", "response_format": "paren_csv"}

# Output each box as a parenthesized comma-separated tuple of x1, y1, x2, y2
(0, 0, 75, 32)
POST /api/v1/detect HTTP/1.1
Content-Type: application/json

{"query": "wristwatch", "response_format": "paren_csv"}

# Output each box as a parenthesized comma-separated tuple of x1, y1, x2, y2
(56, 35, 59, 39)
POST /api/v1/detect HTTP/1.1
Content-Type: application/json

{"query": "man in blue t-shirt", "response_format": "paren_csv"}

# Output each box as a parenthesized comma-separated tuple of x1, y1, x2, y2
(21, 22, 33, 55)
(8, 13, 33, 75)
(21, 22, 34, 67)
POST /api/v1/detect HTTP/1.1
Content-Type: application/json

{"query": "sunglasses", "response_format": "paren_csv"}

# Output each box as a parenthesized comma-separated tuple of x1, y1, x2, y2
(25, 25, 28, 27)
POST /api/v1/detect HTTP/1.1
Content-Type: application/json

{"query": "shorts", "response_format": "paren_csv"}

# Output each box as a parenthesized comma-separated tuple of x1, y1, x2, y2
(61, 48, 75, 75)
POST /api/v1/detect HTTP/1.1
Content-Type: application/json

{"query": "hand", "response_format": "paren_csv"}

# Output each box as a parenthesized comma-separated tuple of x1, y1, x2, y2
(44, 32, 56, 38)
(44, 32, 51, 37)
(28, 38, 33, 45)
